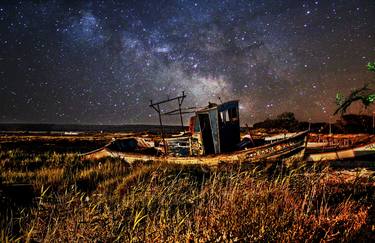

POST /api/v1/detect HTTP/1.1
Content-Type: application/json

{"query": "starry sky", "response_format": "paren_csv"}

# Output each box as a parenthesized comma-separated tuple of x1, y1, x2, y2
(0, 0, 374, 125)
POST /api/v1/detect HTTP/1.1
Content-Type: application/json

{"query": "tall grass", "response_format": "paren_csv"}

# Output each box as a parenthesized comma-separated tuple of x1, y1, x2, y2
(0, 149, 374, 241)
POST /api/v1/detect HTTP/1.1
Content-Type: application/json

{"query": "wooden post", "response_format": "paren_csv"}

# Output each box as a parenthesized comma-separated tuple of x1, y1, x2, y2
(178, 91, 185, 131)
(157, 104, 167, 153)
(150, 101, 167, 153)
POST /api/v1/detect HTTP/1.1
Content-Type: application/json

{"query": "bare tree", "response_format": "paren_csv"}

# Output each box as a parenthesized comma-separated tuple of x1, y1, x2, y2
(334, 62, 375, 115)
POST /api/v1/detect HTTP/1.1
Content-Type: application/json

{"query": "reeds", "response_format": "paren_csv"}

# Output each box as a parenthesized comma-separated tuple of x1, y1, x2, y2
(0, 149, 374, 241)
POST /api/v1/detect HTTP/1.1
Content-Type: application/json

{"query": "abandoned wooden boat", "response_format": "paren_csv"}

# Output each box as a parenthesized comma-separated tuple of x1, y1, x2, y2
(83, 100, 308, 165)
(83, 130, 308, 165)
(306, 133, 375, 161)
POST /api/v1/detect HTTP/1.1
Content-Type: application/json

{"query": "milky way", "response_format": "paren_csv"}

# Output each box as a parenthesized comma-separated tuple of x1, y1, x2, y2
(0, 0, 374, 125)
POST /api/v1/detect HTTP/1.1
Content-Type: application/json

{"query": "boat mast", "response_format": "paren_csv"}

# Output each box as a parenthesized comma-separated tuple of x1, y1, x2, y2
(149, 91, 187, 153)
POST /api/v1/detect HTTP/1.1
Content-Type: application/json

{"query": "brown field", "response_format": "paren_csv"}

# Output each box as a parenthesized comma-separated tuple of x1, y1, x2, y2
(1, 133, 375, 241)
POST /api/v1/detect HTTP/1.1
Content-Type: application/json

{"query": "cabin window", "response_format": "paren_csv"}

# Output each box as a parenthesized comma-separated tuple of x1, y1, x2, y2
(228, 107, 238, 122)
(219, 111, 224, 123)
(225, 110, 230, 122)
(220, 111, 230, 123)
(220, 108, 238, 123)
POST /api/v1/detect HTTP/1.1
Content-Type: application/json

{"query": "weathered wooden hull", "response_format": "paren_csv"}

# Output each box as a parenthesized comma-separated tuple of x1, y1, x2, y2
(306, 142, 329, 148)
(82, 131, 308, 165)
(306, 140, 375, 162)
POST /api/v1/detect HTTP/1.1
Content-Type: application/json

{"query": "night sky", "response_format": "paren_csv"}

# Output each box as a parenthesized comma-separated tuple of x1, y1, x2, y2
(0, 0, 374, 125)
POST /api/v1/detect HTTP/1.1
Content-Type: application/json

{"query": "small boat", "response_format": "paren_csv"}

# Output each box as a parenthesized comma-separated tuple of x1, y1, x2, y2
(306, 134, 375, 161)
(82, 100, 308, 165)
(82, 130, 308, 165)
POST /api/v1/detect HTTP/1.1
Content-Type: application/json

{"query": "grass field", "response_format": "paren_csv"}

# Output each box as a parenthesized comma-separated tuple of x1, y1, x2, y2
(1, 134, 374, 241)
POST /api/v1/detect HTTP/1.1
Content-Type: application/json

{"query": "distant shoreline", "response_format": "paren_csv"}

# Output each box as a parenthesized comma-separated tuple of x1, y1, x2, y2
(0, 123, 186, 133)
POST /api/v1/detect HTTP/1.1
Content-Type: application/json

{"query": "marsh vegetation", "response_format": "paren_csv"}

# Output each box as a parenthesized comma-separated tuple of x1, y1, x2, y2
(0, 136, 374, 241)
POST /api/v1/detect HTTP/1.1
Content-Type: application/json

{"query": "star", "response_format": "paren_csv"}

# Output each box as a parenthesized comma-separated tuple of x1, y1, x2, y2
(0, 0, 373, 124)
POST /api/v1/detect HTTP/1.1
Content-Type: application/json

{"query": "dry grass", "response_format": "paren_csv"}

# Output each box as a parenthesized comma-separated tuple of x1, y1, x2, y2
(0, 147, 374, 241)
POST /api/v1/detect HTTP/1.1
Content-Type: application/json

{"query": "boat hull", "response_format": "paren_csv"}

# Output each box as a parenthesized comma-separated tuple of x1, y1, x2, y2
(83, 131, 308, 165)
(306, 140, 375, 162)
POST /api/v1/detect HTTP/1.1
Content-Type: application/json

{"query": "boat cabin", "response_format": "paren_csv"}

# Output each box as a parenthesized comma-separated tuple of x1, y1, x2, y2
(190, 100, 240, 155)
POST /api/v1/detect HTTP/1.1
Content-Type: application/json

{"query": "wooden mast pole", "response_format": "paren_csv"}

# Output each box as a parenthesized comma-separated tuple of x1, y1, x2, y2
(149, 91, 187, 153)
